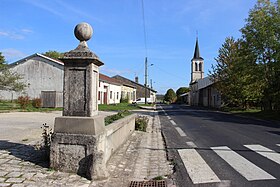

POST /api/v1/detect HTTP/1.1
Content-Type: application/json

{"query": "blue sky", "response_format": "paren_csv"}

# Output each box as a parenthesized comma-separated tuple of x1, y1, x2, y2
(0, 0, 260, 94)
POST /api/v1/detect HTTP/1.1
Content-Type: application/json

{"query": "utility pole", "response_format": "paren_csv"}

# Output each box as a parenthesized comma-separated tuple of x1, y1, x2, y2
(145, 57, 147, 104)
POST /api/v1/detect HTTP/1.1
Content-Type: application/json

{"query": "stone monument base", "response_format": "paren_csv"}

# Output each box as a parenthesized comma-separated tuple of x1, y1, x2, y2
(50, 116, 108, 180)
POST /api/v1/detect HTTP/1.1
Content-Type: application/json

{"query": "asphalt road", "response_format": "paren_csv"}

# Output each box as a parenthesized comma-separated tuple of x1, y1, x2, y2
(158, 104, 280, 187)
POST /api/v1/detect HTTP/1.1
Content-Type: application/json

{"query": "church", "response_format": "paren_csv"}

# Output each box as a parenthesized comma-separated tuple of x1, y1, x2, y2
(189, 37, 222, 108)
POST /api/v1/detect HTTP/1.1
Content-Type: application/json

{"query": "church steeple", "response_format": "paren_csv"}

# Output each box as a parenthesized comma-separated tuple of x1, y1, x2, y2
(192, 37, 204, 60)
(191, 37, 204, 83)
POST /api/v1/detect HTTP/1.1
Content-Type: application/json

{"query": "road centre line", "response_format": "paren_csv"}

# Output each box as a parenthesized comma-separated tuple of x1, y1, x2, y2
(167, 116, 171, 120)
(244, 144, 280, 165)
(178, 149, 221, 184)
(175, 127, 187, 137)
(211, 146, 275, 181)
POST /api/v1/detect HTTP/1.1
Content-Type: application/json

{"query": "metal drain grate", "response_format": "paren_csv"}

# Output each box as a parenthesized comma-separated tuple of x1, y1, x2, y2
(129, 180, 167, 187)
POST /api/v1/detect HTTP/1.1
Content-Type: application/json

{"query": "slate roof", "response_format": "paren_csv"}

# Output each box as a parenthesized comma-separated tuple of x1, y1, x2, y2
(9, 53, 64, 67)
(99, 73, 122, 86)
(112, 75, 156, 93)
(192, 38, 204, 60)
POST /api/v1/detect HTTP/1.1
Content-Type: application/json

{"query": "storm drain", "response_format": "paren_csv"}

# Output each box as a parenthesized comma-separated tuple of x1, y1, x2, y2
(129, 180, 167, 187)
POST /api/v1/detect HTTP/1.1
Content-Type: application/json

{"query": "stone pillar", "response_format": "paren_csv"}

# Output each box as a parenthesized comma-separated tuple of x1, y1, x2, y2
(62, 22, 103, 117)
(50, 23, 108, 180)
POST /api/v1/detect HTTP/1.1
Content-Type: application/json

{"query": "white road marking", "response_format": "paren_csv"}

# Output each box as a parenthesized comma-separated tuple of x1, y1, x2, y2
(175, 127, 187, 137)
(178, 149, 221, 184)
(211, 146, 275, 181)
(170, 119, 176, 126)
(244, 144, 280, 165)
(186, 141, 197, 148)
(277, 144, 280, 147)
(167, 116, 171, 120)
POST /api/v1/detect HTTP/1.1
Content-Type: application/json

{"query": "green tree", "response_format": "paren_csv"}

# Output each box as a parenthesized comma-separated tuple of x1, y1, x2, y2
(0, 52, 5, 68)
(164, 88, 176, 103)
(176, 87, 190, 103)
(0, 53, 26, 92)
(43, 50, 63, 60)
(210, 0, 280, 110)
(240, 0, 280, 110)
(210, 37, 242, 107)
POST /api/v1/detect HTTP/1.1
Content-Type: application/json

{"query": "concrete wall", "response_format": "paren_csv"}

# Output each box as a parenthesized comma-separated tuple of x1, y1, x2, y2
(51, 113, 136, 179)
(101, 114, 136, 163)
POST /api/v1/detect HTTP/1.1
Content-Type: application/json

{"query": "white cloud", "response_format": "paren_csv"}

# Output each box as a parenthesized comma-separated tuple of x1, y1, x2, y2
(1, 49, 27, 63)
(100, 66, 132, 76)
(22, 0, 65, 18)
(21, 29, 33, 33)
(0, 31, 24, 40)
(0, 28, 33, 40)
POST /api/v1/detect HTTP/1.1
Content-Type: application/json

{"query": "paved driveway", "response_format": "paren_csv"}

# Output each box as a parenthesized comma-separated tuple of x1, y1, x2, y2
(0, 111, 117, 144)
(0, 111, 62, 144)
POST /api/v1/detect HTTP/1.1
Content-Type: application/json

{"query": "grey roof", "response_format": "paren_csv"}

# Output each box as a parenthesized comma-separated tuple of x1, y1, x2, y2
(112, 75, 157, 93)
(192, 38, 204, 60)
(9, 53, 64, 67)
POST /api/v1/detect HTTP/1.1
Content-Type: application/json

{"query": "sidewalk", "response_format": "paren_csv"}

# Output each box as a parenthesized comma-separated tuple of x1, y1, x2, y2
(0, 110, 174, 187)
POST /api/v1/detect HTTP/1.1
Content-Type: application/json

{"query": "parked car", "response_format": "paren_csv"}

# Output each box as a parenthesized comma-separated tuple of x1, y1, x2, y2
(132, 97, 153, 104)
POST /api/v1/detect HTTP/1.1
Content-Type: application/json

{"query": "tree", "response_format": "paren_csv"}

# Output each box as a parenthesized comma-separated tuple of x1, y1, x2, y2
(240, 0, 280, 110)
(210, 0, 280, 110)
(0, 53, 26, 92)
(164, 88, 176, 103)
(0, 52, 5, 68)
(43, 50, 64, 60)
(176, 87, 190, 103)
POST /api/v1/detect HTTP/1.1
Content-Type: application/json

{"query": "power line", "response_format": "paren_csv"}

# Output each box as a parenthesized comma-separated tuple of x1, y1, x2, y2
(141, 0, 148, 57)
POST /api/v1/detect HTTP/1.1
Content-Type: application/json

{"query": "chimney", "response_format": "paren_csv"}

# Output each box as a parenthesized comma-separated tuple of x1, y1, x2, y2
(135, 76, 139, 83)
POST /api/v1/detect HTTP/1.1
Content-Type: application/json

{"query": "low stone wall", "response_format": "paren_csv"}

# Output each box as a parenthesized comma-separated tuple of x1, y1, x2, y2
(51, 113, 136, 180)
(102, 113, 136, 163)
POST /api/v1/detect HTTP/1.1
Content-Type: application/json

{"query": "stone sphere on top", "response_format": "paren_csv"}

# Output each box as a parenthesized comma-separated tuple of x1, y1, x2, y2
(74, 22, 93, 42)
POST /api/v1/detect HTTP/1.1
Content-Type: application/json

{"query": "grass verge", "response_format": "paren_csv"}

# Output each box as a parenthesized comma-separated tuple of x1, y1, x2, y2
(99, 103, 139, 111)
(230, 109, 280, 121)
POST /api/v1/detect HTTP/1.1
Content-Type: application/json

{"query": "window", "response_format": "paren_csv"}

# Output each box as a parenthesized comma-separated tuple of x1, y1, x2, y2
(117, 92, 119, 100)
(199, 63, 202, 71)
(195, 62, 198, 71)
(110, 91, 112, 99)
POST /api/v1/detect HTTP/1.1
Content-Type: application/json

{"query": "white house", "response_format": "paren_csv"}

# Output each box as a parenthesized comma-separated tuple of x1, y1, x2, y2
(98, 74, 122, 105)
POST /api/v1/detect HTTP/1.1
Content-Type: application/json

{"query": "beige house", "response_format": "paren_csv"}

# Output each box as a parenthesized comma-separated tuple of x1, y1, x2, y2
(120, 83, 136, 103)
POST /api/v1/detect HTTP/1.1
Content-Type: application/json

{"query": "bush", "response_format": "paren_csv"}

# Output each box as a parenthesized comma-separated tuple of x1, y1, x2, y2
(32, 98, 42, 108)
(17, 96, 30, 109)
(120, 97, 129, 103)
(105, 110, 132, 126)
(135, 116, 149, 132)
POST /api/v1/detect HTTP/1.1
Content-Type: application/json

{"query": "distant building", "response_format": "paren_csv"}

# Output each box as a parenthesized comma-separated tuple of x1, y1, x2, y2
(189, 38, 221, 108)
(0, 53, 64, 102)
(113, 75, 157, 103)
(98, 74, 122, 105)
(0, 53, 153, 106)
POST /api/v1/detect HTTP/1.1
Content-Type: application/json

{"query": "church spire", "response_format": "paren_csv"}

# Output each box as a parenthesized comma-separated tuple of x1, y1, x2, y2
(192, 37, 204, 60)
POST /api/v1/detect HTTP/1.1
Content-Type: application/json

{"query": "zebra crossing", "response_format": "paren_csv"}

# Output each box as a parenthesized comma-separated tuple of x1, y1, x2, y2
(178, 144, 280, 184)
